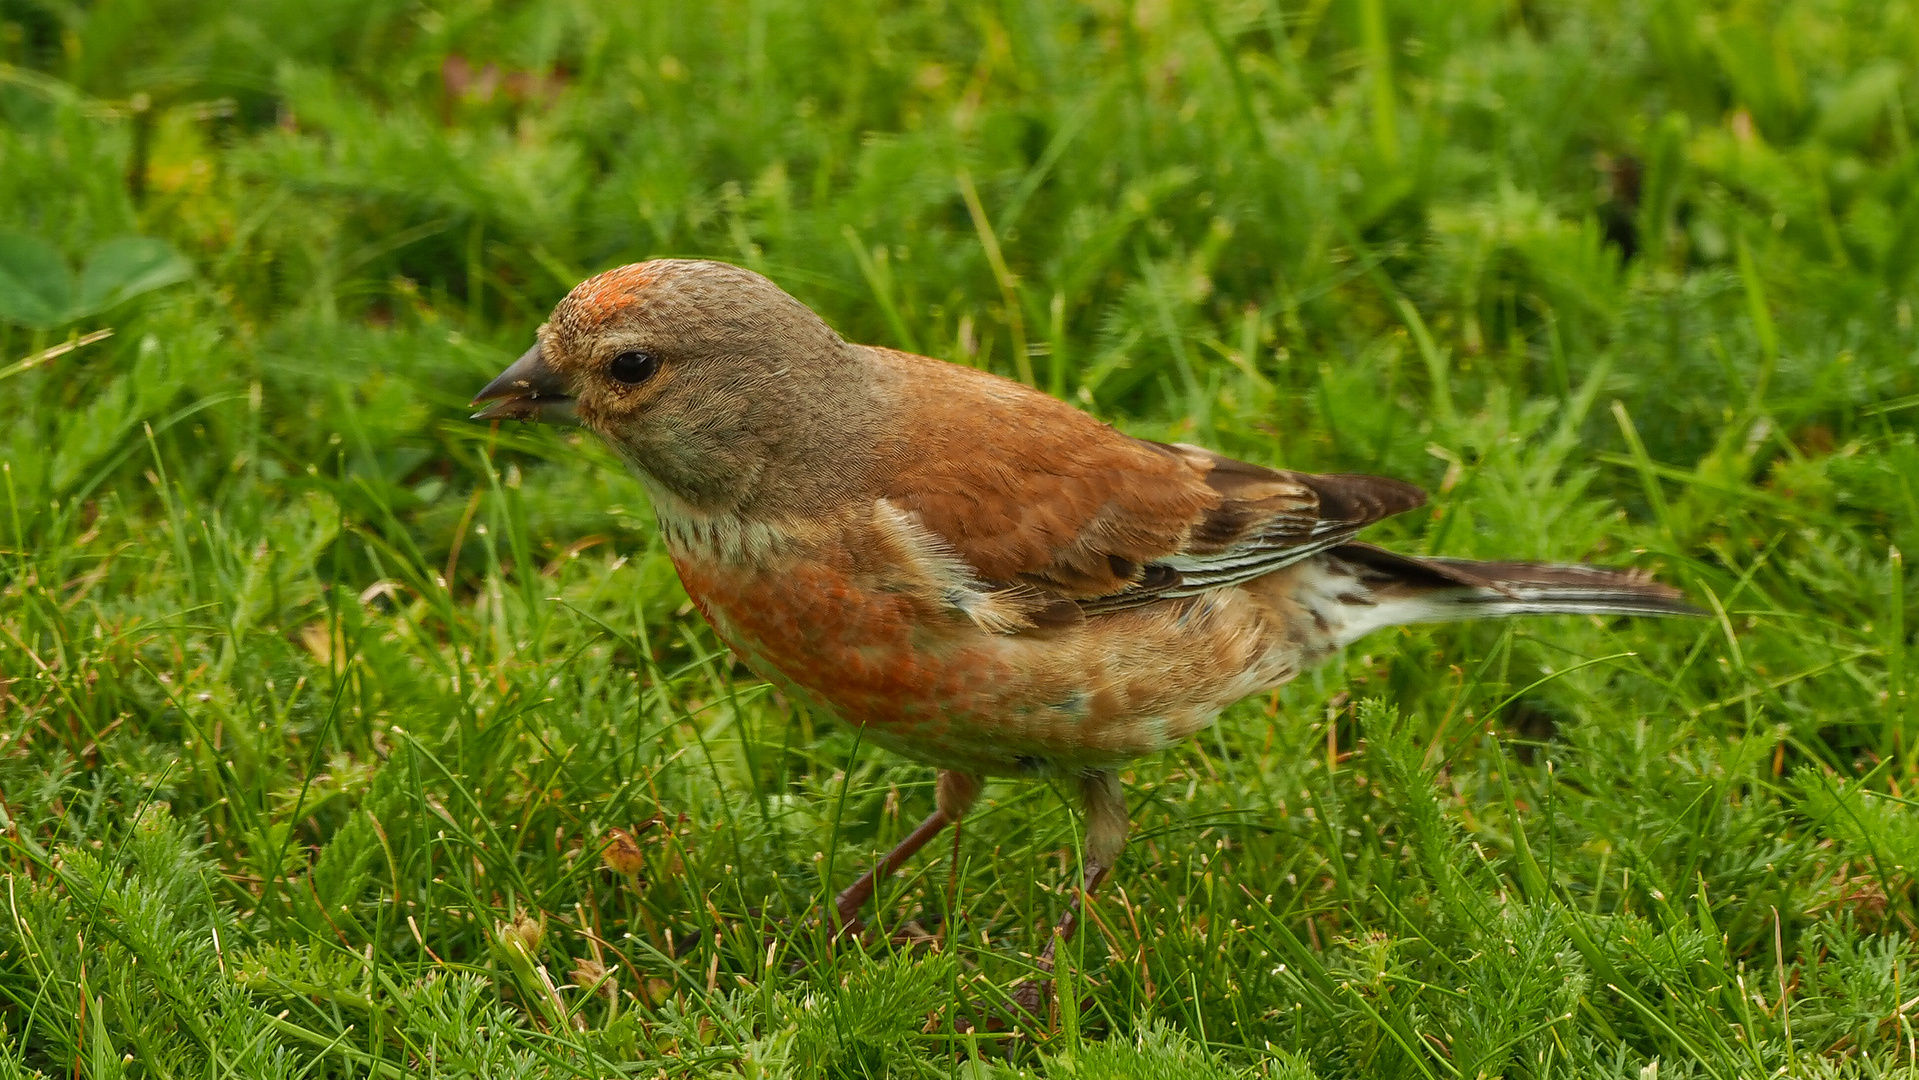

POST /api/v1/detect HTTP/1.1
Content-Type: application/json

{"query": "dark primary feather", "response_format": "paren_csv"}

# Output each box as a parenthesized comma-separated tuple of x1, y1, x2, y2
(1329, 542, 1701, 618)
(1074, 446, 1428, 615)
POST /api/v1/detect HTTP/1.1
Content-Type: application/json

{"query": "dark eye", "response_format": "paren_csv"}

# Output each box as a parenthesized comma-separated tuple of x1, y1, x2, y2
(608, 350, 659, 385)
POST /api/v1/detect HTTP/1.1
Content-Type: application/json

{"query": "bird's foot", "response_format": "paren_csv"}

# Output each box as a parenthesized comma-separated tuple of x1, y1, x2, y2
(887, 918, 940, 949)
(827, 911, 943, 948)
(1008, 971, 1051, 1019)
(999, 967, 1094, 1035)
(829, 906, 866, 941)
(1005, 935, 1058, 1020)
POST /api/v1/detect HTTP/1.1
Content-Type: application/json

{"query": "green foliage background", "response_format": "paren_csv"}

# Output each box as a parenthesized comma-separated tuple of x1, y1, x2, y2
(2, 0, 1918, 1076)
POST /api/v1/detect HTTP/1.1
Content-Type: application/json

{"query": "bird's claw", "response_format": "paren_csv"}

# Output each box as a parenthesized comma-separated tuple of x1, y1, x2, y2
(830, 908, 866, 940)
(1009, 974, 1049, 1019)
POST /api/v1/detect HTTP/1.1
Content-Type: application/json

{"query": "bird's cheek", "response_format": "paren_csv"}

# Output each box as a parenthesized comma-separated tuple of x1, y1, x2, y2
(592, 416, 660, 465)
(572, 396, 629, 436)
(578, 406, 622, 443)
(581, 389, 651, 428)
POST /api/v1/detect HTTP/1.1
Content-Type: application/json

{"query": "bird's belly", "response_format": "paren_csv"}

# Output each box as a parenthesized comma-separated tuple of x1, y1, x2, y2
(669, 549, 1301, 776)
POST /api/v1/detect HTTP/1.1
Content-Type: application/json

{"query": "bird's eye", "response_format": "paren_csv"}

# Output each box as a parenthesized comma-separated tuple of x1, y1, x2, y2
(608, 350, 659, 385)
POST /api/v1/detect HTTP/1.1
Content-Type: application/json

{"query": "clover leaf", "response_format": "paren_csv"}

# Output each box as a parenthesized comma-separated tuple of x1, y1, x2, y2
(0, 233, 192, 330)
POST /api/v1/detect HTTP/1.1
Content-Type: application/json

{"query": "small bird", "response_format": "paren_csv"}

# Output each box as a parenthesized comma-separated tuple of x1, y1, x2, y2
(473, 259, 1690, 990)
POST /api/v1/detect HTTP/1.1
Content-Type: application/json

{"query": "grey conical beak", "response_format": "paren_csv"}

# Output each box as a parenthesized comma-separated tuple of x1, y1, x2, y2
(470, 342, 578, 423)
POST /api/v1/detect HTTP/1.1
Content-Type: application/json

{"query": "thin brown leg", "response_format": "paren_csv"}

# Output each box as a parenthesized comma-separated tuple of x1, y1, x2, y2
(1036, 861, 1112, 966)
(1012, 770, 1128, 1017)
(832, 770, 981, 936)
(832, 808, 952, 932)
(1010, 860, 1110, 1015)
(946, 814, 966, 898)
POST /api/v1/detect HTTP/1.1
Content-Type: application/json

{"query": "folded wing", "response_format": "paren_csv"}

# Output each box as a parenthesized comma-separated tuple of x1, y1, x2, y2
(871, 349, 1427, 626)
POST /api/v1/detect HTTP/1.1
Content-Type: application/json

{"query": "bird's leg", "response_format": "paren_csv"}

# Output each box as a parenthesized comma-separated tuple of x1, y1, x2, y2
(1012, 769, 1127, 1017)
(832, 770, 981, 936)
(832, 810, 949, 934)
(946, 813, 967, 898)
(1036, 860, 1113, 967)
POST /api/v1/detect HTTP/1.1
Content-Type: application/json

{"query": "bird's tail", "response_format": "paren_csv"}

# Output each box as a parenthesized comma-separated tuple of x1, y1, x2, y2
(1318, 542, 1698, 648)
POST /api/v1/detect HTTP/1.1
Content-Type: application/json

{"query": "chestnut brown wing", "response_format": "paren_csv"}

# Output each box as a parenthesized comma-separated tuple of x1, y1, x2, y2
(872, 349, 1427, 617)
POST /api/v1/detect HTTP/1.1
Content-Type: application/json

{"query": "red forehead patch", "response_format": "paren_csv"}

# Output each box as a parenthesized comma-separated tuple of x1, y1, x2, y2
(562, 263, 661, 326)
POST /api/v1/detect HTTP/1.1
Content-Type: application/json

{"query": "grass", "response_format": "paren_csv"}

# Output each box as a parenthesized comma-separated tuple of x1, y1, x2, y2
(1, 0, 1918, 1075)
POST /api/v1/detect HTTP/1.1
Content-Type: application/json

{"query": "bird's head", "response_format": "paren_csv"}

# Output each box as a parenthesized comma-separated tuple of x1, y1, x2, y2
(472, 259, 872, 514)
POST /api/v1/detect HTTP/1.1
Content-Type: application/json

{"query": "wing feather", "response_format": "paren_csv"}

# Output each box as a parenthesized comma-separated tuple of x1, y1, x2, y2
(869, 347, 1428, 625)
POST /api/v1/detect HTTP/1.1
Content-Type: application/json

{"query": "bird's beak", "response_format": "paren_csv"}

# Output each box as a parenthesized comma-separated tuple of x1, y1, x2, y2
(470, 342, 578, 423)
